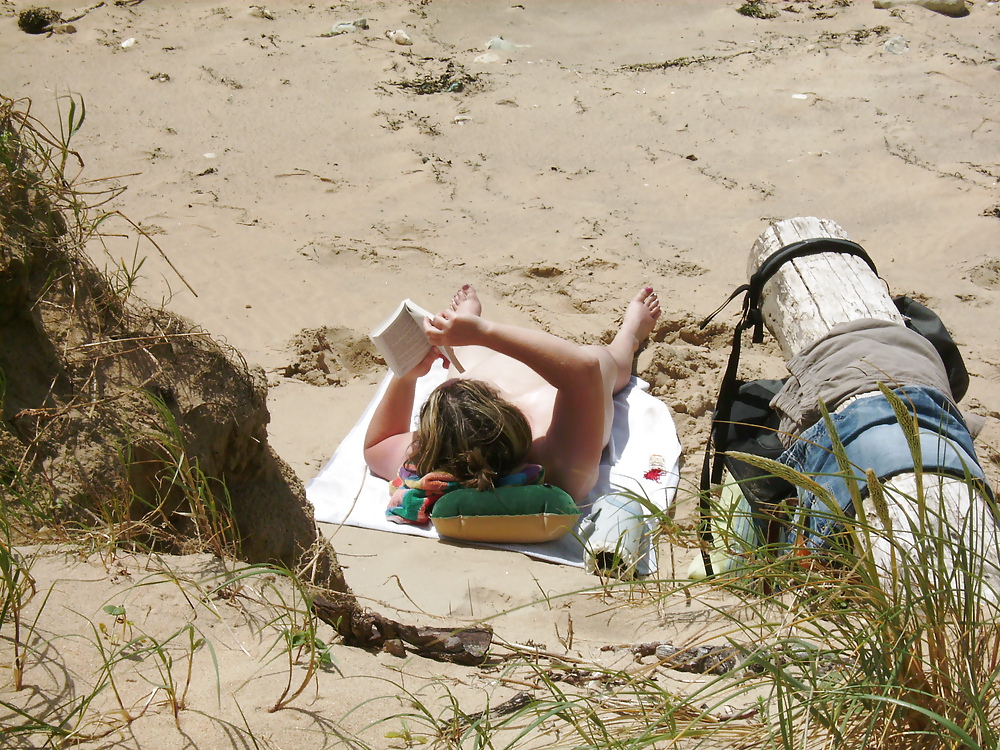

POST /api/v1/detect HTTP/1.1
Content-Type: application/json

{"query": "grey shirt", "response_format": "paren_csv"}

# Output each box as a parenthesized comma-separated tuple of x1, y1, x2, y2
(772, 318, 953, 445)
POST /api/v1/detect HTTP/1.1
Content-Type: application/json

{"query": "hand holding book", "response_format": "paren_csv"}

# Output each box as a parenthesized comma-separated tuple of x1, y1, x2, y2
(370, 299, 465, 378)
(423, 305, 485, 349)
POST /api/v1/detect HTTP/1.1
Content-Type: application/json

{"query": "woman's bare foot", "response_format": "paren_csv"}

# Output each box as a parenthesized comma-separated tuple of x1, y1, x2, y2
(606, 287, 660, 391)
(620, 286, 661, 348)
(450, 284, 483, 317)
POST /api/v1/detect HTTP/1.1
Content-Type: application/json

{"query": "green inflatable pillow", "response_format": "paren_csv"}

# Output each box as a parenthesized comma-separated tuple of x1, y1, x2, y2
(430, 484, 580, 544)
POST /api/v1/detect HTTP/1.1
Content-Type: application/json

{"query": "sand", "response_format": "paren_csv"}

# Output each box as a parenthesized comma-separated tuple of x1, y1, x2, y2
(1, 0, 999, 746)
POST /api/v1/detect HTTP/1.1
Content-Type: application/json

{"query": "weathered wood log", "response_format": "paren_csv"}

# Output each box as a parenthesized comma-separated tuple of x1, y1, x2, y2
(312, 593, 493, 665)
(747, 217, 902, 359)
(751, 217, 1000, 604)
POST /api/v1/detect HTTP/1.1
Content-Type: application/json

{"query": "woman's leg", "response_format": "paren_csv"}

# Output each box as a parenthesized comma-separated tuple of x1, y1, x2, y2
(607, 287, 661, 392)
(587, 286, 661, 392)
(584, 287, 661, 449)
(455, 283, 659, 397)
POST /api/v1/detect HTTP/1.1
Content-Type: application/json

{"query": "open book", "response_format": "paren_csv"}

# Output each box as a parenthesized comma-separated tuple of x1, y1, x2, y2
(370, 299, 465, 378)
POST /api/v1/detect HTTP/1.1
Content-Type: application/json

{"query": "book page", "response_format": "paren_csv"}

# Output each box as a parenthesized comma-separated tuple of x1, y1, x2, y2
(371, 310, 430, 377)
(403, 299, 433, 327)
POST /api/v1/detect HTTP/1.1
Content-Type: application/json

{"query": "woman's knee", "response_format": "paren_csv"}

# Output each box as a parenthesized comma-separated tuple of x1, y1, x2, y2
(581, 345, 619, 391)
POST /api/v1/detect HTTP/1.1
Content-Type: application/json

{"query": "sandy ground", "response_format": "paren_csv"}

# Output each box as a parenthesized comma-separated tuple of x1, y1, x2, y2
(1, 0, 999, 746)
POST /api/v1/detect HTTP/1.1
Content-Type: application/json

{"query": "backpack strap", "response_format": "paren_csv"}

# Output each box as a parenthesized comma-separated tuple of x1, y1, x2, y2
(697, 237, 878, 576)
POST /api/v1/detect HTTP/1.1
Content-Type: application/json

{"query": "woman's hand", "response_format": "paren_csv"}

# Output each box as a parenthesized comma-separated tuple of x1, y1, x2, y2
(402, 347, 444, 381)
(424, 308, 484, 348)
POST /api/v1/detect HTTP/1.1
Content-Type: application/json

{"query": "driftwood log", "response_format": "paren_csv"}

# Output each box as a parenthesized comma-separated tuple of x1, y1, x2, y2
(751, 217, 1000, 602)
(747, 216, 903, 358)
(313, 593, 493, 665)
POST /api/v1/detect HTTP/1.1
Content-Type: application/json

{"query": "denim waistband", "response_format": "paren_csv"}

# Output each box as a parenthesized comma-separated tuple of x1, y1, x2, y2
(778, 385, 987, 550)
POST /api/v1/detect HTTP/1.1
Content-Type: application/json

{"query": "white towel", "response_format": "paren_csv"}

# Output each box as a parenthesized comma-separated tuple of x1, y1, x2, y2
(306, 361, 682, 569)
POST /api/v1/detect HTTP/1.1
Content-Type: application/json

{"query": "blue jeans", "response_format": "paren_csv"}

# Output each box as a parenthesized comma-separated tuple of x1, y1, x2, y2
(778, 386, 987, 550)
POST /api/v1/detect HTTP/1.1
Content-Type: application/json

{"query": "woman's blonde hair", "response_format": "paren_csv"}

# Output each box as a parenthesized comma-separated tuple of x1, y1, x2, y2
(409, 379, 532, 491)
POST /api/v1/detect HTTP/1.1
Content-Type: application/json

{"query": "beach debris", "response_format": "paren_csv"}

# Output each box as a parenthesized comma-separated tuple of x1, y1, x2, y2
(150, 72, 170, 82)
(18, 2, 107, 33)
(386, 29, 413, 46)
(454, 693, 534, 729)
(390, 59, 478, 95)
(474, 52, 502, 64)
(323, 18, 368, 36)
(64, 1, 106, 22)
(120, 37, 136, 48)
(200, 65, 243, 90)
(605, 639, 849, 676)
(249, 5, 275, 20)
(622, 48, 754, 73)
(486, 35, 516, 51)
(882, 35, 909, 54)
(736, 0, 778, 19)
(655, 644, 742, 675)
(17, 7, 62, 34)
(873, 0, 968, 15)
(842, 25, 891, 43)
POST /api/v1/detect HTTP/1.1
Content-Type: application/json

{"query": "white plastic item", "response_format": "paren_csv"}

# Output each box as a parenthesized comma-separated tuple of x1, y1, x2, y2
(387, 29, 412, 46)
(582, 494, 648, 578)
(710, 468, 763, 575)
(486, 36, 516, 52)
(883, 35, 909, 54)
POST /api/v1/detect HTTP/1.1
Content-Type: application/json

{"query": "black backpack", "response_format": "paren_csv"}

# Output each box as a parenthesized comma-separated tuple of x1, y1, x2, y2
(697, 238, 969, 577)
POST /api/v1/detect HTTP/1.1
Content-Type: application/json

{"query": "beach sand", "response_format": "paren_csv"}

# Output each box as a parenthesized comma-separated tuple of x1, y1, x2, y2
(1, 0, 999, 745)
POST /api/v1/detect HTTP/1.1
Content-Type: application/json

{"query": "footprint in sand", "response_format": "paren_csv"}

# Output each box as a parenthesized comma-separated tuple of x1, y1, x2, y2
(967, 259, 1000, 290)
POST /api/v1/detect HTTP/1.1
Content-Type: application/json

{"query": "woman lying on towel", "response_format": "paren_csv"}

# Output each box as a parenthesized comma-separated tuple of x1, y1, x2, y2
(363, 285, 660, 510)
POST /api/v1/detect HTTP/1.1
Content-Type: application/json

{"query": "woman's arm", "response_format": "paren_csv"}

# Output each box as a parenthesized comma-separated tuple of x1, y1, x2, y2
(363, 349, 441, 480)
(424, 312, 603, 392)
